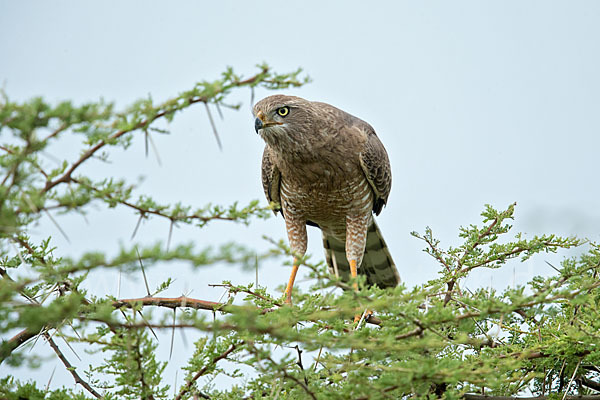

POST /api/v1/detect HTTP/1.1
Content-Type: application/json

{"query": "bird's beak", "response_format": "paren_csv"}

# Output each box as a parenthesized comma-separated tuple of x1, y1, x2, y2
(254, 110, 282, 134)
(254, 116, 263, 134)
(254, 110, 266, 134)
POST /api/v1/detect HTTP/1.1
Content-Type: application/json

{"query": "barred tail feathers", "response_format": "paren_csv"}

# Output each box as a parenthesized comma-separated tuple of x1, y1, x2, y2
(322, 220, 400, 288)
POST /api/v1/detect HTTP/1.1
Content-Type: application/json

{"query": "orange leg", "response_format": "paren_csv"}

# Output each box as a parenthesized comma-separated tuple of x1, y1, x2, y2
(350, 259, 362, 323)
(349, 260, 373, 324)
(349, 259, 358, 291)
(284, 258, 300, 305)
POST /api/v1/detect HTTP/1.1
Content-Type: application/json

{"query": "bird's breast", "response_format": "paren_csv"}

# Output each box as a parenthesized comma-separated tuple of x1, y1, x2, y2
(279, 165, 374, 236)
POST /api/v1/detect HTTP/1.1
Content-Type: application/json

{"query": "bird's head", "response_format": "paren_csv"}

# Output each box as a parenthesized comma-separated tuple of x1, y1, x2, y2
(252, 94, 322, 153)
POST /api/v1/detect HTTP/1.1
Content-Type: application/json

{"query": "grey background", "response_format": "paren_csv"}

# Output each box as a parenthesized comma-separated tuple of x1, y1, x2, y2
(1, 0, 599, 393)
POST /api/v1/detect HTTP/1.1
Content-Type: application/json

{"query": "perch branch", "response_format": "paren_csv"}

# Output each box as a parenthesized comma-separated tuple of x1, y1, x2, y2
(113, 296, 383, 326)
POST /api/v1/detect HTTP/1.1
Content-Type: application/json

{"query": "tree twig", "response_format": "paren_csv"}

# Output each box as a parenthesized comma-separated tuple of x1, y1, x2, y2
(42, 70, 275, 194)
(113, 296, 382, 325)
(174, 342, 241, 400)
(293, 345, 309, 386)
(132, 333, 155, 400)
(463, 395, 600, 400)
(44, 331, 102, 399)
(209, 283, 283, 307)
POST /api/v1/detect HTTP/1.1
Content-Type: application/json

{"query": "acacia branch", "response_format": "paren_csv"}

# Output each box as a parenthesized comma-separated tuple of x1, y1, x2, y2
(6, 277, 596, 363)
(174, 341, 241, 400)
(114, 296, 226, 312)
(41, 68, 278, 194)
(293, 345, 309, 387)
(266, 354, 317, 400)
(69, 177, 245, 225)
(463, 395, 600, 400)
(133, 333, 155, 400)
(3, 295, 381, 362)
(461, 241, 567, 273)
(209, 282, 283, 307)
(45, 332, 102, 399)
(113, 296, 383, 326)
(1, 328, 37, 363)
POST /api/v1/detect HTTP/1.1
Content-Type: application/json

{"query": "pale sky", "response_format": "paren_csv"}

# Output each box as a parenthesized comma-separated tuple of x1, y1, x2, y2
(2, 0, 599, 393)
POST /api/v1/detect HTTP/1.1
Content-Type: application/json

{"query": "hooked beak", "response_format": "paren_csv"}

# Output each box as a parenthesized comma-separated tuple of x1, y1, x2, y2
(254, 117, 263, 134)
(254, 110, 266, 134)
(254, 110, 282, 134)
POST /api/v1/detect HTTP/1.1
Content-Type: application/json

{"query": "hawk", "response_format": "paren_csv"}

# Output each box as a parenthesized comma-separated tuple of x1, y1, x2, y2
(253, 95, 400, 307)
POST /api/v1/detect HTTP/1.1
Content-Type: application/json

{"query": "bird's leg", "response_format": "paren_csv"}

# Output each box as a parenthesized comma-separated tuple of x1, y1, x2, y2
(346, 214, 371, 324)
(284, 258, 300, 305)
(283, 217, 307, 305)
(349, 259, 369, 323)
(349, 258, 363, 324)
(349, 259, 358, 291)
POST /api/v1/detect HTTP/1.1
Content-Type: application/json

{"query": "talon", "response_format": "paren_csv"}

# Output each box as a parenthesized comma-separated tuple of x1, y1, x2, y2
(354, 309, 373, 325)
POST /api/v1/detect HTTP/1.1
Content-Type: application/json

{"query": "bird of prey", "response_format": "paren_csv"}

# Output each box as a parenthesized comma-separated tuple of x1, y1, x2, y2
(253, 95, 400, 308)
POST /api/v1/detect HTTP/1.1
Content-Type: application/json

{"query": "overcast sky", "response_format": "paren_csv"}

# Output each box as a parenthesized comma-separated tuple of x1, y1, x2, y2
(2, 0, 599, 393)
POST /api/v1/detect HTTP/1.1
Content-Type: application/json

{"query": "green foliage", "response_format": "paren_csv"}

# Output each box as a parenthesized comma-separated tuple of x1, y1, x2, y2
(92, 325, 169, 399)
(1, 65, 599, 399)
(0, 376, 92, 400)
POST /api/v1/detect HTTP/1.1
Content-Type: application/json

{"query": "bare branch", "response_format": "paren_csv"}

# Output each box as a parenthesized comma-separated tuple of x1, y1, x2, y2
(113, 295, 383, 325)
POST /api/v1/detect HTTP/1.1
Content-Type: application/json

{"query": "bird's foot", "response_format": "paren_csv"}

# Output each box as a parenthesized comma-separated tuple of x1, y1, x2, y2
(283, 262, 299, 306)
(354, 309, 373, 325)
(284, 292, 293, 306)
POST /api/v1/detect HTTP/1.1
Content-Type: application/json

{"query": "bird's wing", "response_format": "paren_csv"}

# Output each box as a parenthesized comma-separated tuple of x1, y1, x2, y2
(358, 126, 392, 215)
(261, 145, 282, 215)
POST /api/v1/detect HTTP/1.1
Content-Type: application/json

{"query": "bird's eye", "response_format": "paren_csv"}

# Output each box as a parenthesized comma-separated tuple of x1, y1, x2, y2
(277, 106, 290, 117)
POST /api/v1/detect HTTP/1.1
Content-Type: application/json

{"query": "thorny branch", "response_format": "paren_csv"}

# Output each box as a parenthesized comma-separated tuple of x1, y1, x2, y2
(3, 69, 598, 399)
(0, 252, 101, 398)
(45, 332, 102, 399)
(8, 269, 600, 363)
(115, 296, 227, 313)
(114, 295, 382, 325)
(174, 341, 241, 400)
(133, 333, 155, 400)
(269, 355, 317, 400)
(69, 177, 251, 226)
(444, 208, 507, 306)
(246, 342, 317, 400)
(463, 395, 600, 400)
(40, 69, 281, 194)
(209, 282, 283, 307)
(293, 345, 309, 387)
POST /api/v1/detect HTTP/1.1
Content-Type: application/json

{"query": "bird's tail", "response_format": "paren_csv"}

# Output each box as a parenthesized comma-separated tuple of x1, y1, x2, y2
(322, 219, 400, 288)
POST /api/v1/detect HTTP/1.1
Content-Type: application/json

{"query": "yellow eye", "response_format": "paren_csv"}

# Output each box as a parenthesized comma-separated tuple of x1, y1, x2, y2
(277, 106, 290, 117)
